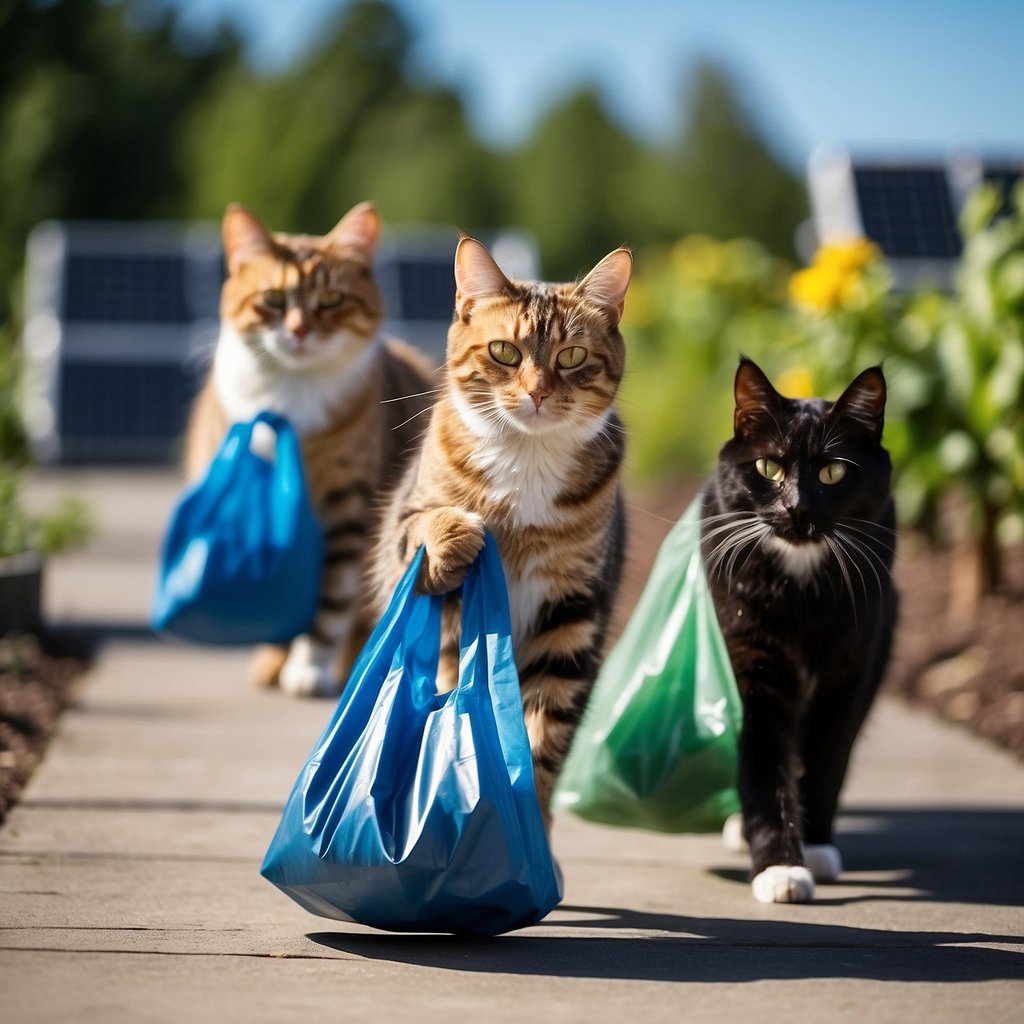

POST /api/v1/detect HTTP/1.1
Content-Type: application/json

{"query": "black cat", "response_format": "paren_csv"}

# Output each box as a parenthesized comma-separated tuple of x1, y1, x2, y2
(701, 358, 898, 903)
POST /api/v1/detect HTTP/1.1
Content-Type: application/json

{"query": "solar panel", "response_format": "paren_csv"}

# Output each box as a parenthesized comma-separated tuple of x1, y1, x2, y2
(58, 360, 200, 463)
(852, 167, 962, 259)
(63, 252, 192, 324)
(807, 150, 1023, 291)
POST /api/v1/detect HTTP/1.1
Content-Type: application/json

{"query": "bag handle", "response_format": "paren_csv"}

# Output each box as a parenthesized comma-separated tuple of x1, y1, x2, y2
(304, 546, 441, 780)
(457, 532, 535, 778)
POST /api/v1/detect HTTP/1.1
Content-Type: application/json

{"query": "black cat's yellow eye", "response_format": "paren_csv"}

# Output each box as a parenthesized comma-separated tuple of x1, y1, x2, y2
(263, 289, 287, 309)
(756, 458, 785, 483)
(556, 345, 587, 369)
(318, 289, 343, 309)
(819, 461, 847, 485)
(489, 341, 522, 366)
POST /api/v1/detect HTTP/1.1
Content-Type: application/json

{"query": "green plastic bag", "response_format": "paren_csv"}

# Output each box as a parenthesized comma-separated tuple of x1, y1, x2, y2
(554, 494, 742, 833)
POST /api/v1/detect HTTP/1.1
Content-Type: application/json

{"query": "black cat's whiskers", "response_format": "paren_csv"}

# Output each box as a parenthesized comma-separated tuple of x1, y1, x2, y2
(839, 516, 898, 544)
(723, 523, 772, 586)
(702, 513, 770, 587)
(824, 534, 863, 616)
(834, 527, 891, 601)
(821, 419, 854, 453)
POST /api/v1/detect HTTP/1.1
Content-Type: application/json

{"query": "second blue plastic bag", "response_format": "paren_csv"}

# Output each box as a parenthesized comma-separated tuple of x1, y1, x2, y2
(260, 533, 562, 935)
(151, 411, 323, 646)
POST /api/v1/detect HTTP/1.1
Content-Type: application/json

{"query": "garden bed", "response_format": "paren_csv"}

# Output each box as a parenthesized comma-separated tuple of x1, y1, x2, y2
(0, 635, 84, 824)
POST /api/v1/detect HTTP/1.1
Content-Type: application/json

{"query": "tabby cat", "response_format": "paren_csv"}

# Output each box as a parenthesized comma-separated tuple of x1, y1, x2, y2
(702, 358, 897, 903)
(369, 236, 632, 824)
(186, 201, 436, 697)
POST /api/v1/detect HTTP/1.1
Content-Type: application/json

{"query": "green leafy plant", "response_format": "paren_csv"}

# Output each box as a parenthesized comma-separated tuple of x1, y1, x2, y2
(622, 183, 1024, 622)
(0, 329, 91, 561)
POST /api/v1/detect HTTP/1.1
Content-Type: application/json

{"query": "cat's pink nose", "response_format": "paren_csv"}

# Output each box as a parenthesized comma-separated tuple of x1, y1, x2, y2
(530, 388, 551, 411)
(291, 322, 311, 342)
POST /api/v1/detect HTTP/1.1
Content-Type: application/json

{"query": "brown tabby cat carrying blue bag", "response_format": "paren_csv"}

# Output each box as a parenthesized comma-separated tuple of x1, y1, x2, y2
(554, 494, 742, 832)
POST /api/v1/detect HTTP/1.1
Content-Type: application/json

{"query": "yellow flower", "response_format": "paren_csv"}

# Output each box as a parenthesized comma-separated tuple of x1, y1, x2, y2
(776, 366, 816, 398)
(789, 264, 845, 312)
(789, 237, 881, 312)
(816, 238, 881, 274)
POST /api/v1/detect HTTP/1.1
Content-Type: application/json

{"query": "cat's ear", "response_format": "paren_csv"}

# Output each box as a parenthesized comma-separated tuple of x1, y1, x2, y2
(222, 204, 275, 274)
(734, 358, 783, 436)
(454, 237, 512, 317)
(576, 248, 632, 325)
(829, 366, 886, 439)
(325, 201, 380, 260)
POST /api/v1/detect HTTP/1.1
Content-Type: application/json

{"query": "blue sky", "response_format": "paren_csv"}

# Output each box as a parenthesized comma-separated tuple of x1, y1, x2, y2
(167, 0, 1024, 169)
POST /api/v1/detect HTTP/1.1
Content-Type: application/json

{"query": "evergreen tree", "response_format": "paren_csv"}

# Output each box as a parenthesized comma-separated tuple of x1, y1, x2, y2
(671, 59, 806, 257)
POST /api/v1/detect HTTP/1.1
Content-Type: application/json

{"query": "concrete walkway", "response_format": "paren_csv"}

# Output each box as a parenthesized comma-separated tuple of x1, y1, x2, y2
(2, 470, 1022, 1023)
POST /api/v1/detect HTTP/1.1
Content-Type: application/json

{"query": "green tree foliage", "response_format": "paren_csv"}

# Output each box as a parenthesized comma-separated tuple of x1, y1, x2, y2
(181, 1, 499, 233)
(670, 61, 807, 259)
(0, 0, 241, 321)
(504, 88, 653, 279)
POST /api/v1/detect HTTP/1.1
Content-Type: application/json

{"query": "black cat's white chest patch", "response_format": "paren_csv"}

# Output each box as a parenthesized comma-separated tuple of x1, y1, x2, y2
(765, 536, 828, 581)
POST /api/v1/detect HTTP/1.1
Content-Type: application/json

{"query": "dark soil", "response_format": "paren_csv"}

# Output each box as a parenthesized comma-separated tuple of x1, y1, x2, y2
(0, 487, 1020, 825)
(0, 634, 84, 824)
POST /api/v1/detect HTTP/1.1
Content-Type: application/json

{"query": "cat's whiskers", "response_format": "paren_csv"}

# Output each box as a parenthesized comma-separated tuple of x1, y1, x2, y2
(379, 386, 444, 404)
(834, 527, 888, 602)
(390, 403, 436, 433)
(837, 518, 898, 567)
(724, 523, 772, 586)
(840, 516, 898, 540)
(827, 532, 868, 610)
(704, 517, 768, 587)
(823, 534, 862, 619)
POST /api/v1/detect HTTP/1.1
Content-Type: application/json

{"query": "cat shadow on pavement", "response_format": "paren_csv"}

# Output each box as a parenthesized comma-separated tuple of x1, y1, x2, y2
(308, 804, 1023, 983)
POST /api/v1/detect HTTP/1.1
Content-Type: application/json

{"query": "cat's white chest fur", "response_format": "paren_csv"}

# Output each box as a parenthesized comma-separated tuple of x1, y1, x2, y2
(765, 535, 829, 582)
(475, 435, 578, 527)
(213, 325, 379, 437)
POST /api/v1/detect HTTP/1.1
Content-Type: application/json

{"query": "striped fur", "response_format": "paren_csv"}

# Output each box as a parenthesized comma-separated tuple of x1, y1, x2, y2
(185, 202, 437, 696)
(369, 237, 632, 824)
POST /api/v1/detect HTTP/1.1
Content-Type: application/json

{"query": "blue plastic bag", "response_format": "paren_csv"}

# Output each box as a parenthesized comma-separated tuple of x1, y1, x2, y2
(260, 534, 562, 935)
(151, 411, 324, 645)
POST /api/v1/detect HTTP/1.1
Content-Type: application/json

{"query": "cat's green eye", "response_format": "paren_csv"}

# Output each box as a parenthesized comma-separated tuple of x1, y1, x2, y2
(819, 461, 847, 485)
(556, 345, 587, 369)
(318, 289, 343, 309)
(756, 457, 785, 483)
(489, 341, 522, 366)
(263, 289, 287, 309)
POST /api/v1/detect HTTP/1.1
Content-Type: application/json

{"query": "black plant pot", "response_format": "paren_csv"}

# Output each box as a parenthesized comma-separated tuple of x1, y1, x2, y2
(0, 550, 44, 636)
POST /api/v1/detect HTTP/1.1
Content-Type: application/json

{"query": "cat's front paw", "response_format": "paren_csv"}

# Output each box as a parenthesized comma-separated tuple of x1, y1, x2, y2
(751, 865, 815, 904)
(419, 509, 486, 594)
(279, 636, 340, 698)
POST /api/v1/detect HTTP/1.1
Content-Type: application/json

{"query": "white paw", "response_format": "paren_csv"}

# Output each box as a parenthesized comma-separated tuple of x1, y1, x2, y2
(722, 813, 747, 852)
(279, 636, 340, 698)
(751, 865, 815, 904)
(802, 843, 843, 882)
